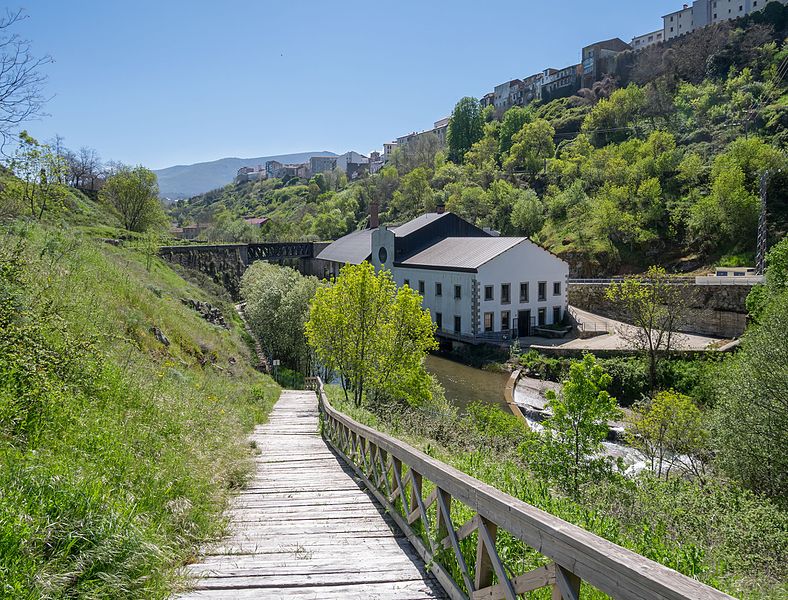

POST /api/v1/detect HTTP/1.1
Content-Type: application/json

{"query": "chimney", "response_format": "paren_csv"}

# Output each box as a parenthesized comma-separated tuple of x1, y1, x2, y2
(436, 203, 446, 215)
(369, 201, 379, 228)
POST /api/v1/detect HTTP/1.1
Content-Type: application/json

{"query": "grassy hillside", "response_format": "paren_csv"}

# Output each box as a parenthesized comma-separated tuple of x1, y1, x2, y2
(0, 192, 280, 597)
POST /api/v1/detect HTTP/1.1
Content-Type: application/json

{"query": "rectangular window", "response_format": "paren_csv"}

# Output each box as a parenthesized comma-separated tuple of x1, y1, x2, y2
(418, 280, 425, 295)
(501, 311, 510, 331)
(453, 315, 461, 333)
(454, 285, 462, 300)
(484, 312, 494, 333)
(538, 308, 546, 326)
(538, 282, 547, 302)
(501, 283, 511, 304)
(404, 279, 410, 287)
(436, 312, 442, 330)
(435, 282, 442, 297)
(553, 306, 562, 325)
(484, 285, 494, 301)
(553, 282, 561, 296)
(520, 282, 529, 303)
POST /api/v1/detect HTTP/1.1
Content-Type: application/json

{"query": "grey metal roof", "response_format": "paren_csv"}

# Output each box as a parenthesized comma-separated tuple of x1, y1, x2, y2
(390, 213, 449, 238)
(399, 237, 527, 271)
(316, 229, 373, 265)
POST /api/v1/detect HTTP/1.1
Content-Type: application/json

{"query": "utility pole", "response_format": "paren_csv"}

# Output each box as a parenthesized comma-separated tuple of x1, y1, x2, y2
(755, 171, 769, 276)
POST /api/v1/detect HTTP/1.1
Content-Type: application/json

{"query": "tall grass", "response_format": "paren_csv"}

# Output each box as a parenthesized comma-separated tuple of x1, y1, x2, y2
(0, 221, 279, 598)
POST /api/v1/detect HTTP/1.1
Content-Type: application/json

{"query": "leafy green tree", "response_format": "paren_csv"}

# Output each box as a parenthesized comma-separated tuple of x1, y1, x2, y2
(582, 84, 647, 146)
(747, 237, 788, 322)
(446, 185, 492, 228)
(712, 289, 788, 504)
(534, 354, 621, 497)
(388, 167, 433, 220)
(446, 97, 483, 164)
(503, 119, 555, 179)
(606, 267, 687, 390)
(100, 166, 165, 232)
(627, 390, 708, 480)
(305, 262, 436, 407)
(510, 188, 545, 236)
(498, 106, 532, 157)
(241, 262, 320, 373)
(9, 131, 68, 220)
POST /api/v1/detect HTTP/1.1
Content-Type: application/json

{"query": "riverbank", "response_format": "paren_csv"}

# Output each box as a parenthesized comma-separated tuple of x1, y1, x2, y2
(324, 384, 788, 599)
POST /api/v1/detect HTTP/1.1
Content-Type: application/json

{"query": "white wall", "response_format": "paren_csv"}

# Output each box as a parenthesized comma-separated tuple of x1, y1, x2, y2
(392, 267, 476, 337)
(476, 240, 568, 334)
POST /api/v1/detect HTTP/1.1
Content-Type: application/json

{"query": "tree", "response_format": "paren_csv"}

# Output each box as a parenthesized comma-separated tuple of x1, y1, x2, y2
(241, 262, 320, 373)
(605, 267, 687, 390)
(534, 354, 621, 497)
(509, 188, 545, 236)
(388, 167, 433, 220)
(446, 97, 483, 164)
(0, 10, 52, 151)
(503, 119, 555, 179)
(582, 84, 647, 146)
(626, 390, 708, 480)
(9, 131, 67, 219)
(100, 166, 165, 232)
(305, 262, 436, 407)
(498, 106, 531, 157)
(746, 237, 788, 322)
(712, 289, 788, 504)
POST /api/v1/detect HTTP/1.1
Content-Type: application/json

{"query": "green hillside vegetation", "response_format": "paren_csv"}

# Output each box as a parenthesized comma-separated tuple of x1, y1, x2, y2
(173, 12, 788, 274)
(0, 176, 280, 597)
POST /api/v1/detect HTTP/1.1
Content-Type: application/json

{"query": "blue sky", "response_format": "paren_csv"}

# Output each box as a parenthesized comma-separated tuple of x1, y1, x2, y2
(18, 0, 680, 170)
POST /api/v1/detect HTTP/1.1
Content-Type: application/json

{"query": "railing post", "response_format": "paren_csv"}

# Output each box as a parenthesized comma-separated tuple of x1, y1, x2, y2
(552, 565, 581, 600)
(475, 517, 496, 590)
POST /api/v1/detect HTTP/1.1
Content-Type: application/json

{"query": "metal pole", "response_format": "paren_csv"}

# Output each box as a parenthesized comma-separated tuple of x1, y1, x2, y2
(755, 171, 769, 276)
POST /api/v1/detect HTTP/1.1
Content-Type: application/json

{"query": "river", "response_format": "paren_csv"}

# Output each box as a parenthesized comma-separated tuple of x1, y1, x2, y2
(425, 354, 648, 473)
(424, 354, 509, 411)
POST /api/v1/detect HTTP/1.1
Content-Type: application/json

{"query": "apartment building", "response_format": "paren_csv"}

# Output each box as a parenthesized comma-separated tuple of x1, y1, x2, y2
(663, 0, 788, 40)
(631, 29, 665, 50)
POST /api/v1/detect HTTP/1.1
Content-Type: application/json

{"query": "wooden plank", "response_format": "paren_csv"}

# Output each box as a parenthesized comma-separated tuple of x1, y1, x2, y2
(181, 390, 447, 599)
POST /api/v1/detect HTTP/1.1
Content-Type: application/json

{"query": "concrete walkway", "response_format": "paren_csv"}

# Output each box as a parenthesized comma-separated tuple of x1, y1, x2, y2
(178, 390, 447, 599)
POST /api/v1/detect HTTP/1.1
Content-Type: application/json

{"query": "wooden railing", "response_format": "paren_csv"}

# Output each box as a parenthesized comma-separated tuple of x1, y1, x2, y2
(306, 376, 734, 600)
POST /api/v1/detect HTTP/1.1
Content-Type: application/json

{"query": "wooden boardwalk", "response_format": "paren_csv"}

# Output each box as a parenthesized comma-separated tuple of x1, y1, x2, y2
(179, 390, 447, 599)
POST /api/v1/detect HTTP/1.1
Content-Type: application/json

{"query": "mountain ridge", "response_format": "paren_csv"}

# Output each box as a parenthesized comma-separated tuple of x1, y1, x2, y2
(154, 151, 337, 200)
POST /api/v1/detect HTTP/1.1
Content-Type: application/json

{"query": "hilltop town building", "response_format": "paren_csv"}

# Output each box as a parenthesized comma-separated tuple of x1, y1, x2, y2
(580, 37, 631, 88)
(663, 0, 788, 41)
(630, 29, 665, 50)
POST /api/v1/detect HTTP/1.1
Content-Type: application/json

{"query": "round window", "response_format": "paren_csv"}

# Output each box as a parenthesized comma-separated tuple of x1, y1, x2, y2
(378, 247, 388, 264)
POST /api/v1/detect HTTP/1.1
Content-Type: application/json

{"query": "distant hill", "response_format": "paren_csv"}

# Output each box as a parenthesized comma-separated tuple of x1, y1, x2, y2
(154, 151, 337, 200)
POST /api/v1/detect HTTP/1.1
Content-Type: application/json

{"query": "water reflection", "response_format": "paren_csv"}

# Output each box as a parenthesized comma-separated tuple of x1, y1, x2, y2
(424, 354, 509, 411)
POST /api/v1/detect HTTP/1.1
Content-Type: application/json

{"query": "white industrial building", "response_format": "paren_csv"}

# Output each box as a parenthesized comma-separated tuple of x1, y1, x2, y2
(372, 229, 568, 341)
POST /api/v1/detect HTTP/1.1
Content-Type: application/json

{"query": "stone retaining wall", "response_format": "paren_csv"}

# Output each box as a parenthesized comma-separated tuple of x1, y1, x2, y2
(568, 283, 753, 338)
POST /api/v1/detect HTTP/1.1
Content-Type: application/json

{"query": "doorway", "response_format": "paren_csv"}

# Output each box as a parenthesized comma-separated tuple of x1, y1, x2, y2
(517, 310, 531, 337)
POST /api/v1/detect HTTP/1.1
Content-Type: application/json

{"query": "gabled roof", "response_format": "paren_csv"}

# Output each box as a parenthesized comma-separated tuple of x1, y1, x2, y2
(399, 237, 528, 271)
(390, 212, 451, 238)
(316, 229, 374, 265)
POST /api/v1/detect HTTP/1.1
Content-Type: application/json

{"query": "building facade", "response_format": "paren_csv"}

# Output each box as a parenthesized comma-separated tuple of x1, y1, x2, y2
(663, 0, 787, 41)
(372, 231, 569, 341)
(631, 29, 665, 50)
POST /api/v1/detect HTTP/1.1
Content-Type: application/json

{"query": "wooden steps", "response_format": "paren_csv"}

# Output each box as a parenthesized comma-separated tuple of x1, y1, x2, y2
(177, 390, 447, 599)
